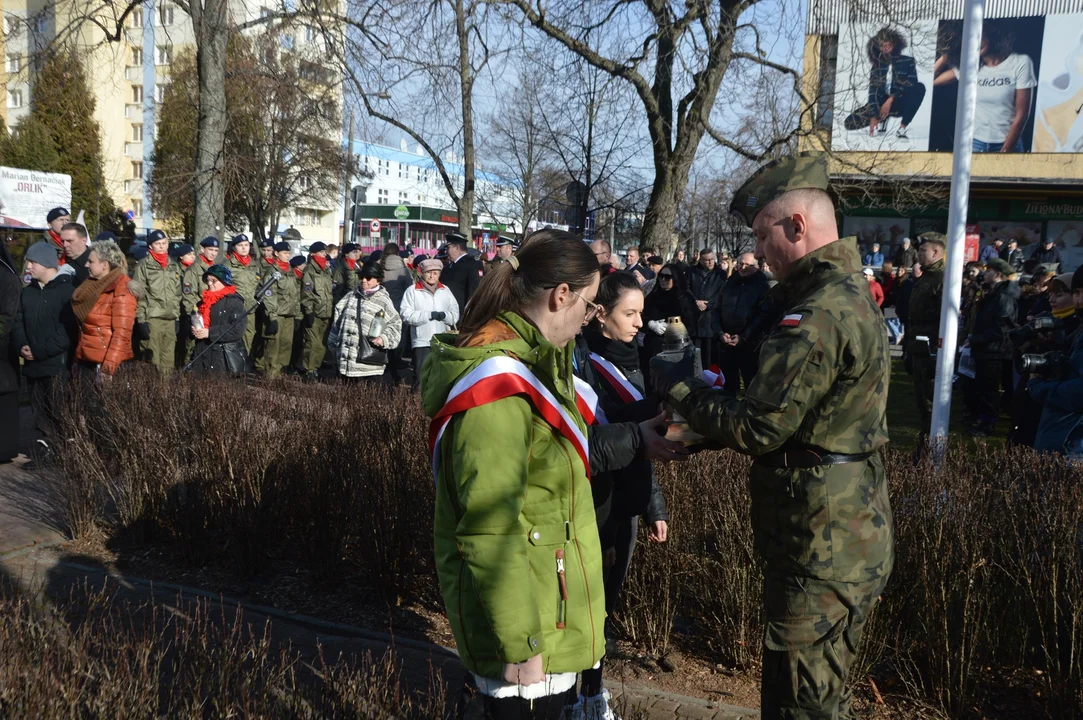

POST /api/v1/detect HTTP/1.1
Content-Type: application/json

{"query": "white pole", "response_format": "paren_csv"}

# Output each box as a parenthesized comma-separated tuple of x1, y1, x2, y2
(930, 0, 986, 446)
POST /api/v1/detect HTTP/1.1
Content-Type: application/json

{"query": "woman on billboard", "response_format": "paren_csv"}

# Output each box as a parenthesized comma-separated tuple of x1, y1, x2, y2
(843, 27, 928, 139)
(934, 22, 1037, 152)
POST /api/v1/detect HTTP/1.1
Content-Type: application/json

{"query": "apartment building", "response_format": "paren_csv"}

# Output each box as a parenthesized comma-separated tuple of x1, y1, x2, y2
(800, 0, 1083, 268)
(1, 0, 344, 242)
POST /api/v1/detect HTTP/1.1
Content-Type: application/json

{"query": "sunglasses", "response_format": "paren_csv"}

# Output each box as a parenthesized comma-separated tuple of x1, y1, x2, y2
(659, 273, 674, 279)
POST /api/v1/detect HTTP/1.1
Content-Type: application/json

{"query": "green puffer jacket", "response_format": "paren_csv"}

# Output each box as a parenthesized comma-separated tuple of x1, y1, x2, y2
(422, 311, 606, 681)
(300, 260, 333, 319)
(132, 256, 183, 322)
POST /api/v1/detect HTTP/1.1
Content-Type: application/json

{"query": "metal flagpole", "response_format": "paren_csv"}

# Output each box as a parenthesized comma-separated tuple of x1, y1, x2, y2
(930, 0, 986, 449)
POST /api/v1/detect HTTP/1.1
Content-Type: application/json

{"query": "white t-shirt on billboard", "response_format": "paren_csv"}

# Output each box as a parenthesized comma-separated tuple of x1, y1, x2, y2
(962, 53, 1037, 143)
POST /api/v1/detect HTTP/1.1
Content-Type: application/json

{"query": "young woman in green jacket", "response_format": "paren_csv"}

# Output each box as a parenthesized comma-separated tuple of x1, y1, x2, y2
(423, 230, 608, 719)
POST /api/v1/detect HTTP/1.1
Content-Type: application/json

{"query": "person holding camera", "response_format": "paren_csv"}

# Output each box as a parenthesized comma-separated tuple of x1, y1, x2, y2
(963, 258, 1020, 437)
(1029, 267, 1083, 456)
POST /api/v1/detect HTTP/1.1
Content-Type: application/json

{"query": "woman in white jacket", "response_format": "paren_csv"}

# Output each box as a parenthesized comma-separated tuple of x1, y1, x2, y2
(399, 258, 459, 388)
(327, 262, 402, 384)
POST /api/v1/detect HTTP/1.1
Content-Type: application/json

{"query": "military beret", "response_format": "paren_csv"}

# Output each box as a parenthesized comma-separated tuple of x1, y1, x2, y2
(273, 241, 291, 253)
(129, 244, 149, 261)
(729, 152, 831, 228)
(173, 243, 194, 257)
(495, 236, 518, 247)
(308, 241, 327, 254)
(918, 232, 947, 247)
(202, 263, 233, 286)
(260, 238, 276, 248)
(230, 233, 250, 246)
(94, 231, 117, 243)
(200, 236, 220, 248)
(147, 229, 168, 243)
(47, 207, 70, 223)
(986, 258, 1014, 276)
(289, 255, 306, 267)
(341, 243, 360, 254)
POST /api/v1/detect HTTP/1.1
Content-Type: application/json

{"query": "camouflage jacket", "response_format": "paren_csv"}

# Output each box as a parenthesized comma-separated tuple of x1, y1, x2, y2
(669, 237, 893, 583)
(300, 259, 334, 319)
(907, 258, 944, 351)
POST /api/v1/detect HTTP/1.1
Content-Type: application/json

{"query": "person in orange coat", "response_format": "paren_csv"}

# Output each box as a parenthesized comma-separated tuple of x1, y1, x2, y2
(71, 239, 143, 381)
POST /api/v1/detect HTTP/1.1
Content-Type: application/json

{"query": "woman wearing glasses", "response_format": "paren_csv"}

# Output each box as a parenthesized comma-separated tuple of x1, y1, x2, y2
(641, 262, 699, 365)
(425, 230, 606, 719)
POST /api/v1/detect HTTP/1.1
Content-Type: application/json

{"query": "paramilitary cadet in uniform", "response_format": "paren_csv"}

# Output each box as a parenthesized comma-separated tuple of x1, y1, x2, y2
(654, 152, 894, 720)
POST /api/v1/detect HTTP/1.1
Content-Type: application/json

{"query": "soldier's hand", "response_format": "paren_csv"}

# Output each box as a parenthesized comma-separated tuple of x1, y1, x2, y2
(302, 314, 315, 329)
(640, 413, 689, 462)
(136, 322, 151, 341)
(266, 320, 279, 336)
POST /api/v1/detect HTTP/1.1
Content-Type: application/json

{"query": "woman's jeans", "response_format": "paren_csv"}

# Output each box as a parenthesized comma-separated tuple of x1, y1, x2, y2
(844, 83, 927, 130)
(973, 137, 1025, 152)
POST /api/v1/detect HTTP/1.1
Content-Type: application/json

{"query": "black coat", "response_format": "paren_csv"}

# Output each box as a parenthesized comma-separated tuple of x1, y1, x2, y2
(641, 286, 698, 361)
(574, 334, 644, 478)
(894, 246, 917, 270)
(68, 247, 92, 287)
(191, 293, 248, 375)
(718, 270, 771, 340)
(970, 280, 1021, 360)
(440, 255, 483, 313)
(686, 265, 726, 338)
(13, 273, 76, 378)
(1029, 245, 1063, 273)
(0, 270, 21, 393)
(1003, 247, 1025, 273)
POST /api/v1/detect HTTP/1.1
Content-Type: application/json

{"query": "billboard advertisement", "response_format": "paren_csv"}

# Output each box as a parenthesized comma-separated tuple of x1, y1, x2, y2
(0, 167, 72, 229)
(832, 14, 1083, 154)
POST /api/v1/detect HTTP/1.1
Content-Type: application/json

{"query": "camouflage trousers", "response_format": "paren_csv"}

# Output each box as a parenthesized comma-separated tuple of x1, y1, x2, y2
(760, 571, 889, 720)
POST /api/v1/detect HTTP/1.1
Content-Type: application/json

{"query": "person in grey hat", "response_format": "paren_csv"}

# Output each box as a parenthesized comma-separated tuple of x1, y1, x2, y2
(15, 242, 77, 450)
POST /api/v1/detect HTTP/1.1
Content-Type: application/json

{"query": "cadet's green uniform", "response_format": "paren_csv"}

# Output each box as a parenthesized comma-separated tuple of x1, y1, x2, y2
(256, 263, 300, 377)
(299, 258, 333, 372)
(225, 253, 261, 351)
(668, 154, 894, 720)
(907, 238, 946, 434)
(132, 255, 183, 373)
(331, 258, 360, 305)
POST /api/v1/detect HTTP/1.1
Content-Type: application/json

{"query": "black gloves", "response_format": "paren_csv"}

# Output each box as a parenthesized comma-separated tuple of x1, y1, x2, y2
(174, 320, 181, 335)
(649, 345, 698, 399)
(136, 322, 151, 341)
(265, 319, 279, 336)
(430, 311, 446, 321)
(302, 314, 315, 329)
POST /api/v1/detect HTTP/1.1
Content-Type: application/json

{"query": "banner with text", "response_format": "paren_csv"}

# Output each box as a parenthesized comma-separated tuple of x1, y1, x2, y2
(0, 167, 72, 229)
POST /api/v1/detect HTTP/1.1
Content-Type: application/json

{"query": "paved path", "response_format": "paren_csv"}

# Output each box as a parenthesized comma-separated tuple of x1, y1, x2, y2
(0, 409, 758, 719)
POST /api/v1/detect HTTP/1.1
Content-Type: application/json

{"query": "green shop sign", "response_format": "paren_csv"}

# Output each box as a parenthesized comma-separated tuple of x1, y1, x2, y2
(394, 205, 410, 220)
(1009, 199, 1083, 221)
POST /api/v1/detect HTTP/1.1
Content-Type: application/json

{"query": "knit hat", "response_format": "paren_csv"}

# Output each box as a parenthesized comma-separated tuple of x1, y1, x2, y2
(359, 261, 384, 280)
(308, 241, 327, 254)
(46, 207, 70, 223)
(25, 241, 59, 269)
(202, 264, 233, 286)
(419, 258, 443, 273)
(289, 255, 306, 268)
(273, 241, 291, 253)
(200, 236, 220, 248)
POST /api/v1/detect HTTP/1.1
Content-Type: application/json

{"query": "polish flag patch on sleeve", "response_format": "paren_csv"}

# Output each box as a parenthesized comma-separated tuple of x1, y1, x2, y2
(779, 313, 803, 328)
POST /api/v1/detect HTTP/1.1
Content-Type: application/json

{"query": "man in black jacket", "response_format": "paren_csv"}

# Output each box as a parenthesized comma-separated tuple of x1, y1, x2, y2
(60, 223, 94, 286)
(687, 248, 726, 368)
(718, 252, 771, 391)
(439, 233, 483, 312)
(1029, 239, 1063, 273)
(964, 258, 1020, 436)
(14, 242, 77, 446)
(1003, 239, 1025, 273)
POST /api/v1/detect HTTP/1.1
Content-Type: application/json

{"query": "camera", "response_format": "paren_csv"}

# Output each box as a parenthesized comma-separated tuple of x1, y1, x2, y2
(1017, 351, 1071, 380)
(1008, 316, 1062, 346)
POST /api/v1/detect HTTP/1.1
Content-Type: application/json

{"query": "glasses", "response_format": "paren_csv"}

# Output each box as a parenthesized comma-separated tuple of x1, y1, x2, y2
(571, 289, 600, 321)
(659, 274, 674, 280)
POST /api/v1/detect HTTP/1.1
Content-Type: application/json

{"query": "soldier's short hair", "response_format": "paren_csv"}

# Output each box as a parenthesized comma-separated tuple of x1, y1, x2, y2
(918, 234, 946, 250)
(699, 248, 714, 256)
(61, 222, 88, 238)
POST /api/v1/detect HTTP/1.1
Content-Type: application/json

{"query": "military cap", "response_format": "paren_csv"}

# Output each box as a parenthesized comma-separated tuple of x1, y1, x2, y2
(434, 244, 449, 259)
(308, 241, 327, 254)
(147, 229, 168, 243)
(729, 152, 830, 227)
(200, 236, 220, 248)
(46, 207, 70, 223)
(260, 238, 276, 248)
(289, 255, 306, 267)
(495, 236, 518, 248)
(173, 243, 194, 257)
(917, 231, 946, 247)
(230, 233, 250, 247)
(341, 243, 360, 254)
(445, 232, 468, 247)
(129, 244, 149, 261)
(202, 264, 234, 286)
(986, 258, 1014, 276)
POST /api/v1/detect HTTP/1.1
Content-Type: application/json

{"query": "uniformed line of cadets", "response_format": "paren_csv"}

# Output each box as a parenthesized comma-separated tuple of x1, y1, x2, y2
(129, 227, 370, 378)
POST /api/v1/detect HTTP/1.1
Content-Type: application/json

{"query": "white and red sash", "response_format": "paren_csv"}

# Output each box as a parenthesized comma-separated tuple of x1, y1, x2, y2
(589, 352, 644, 404)
(429, 355, 593, 483)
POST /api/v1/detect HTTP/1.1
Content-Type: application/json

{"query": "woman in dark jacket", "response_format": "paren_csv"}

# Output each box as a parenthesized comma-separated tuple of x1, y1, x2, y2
(844, 27, 927, 139)
(190, 264, 247, 375)
(641, 262, 698, 367)
(0, 241, 20, 463)
(964, 260, 1020, 436)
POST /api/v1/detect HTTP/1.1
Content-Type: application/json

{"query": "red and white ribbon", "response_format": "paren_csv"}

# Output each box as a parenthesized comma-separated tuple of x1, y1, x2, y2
(702, 364, 726, 388)
(429, 355, 591, 483)
(589, 352, 644, 404)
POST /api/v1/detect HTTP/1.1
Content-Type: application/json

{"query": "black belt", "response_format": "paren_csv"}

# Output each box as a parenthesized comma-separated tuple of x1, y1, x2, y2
(756, 448, 874, 469)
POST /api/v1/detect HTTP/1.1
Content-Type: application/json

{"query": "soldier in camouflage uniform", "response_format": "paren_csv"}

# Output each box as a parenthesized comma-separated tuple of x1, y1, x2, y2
(656, 153, 894, 719)
(132, 229, 183, 373)
(255, 241, 301, 377)
(907, 233, 946, 440)
(224, 234, 261, 352)
(299, 241, 334, 377)
(331, 242, 361, 305)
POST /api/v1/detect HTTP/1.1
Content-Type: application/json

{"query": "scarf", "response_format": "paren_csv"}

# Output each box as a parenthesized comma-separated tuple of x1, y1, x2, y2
(48, 229, 67, 266)
(231, 253, 251, 267)
(345, 257, 358, 271)
(1053, 306, 1076, 320)
(180, 257, 194, 268)
(199, 284, 236, 331)
(584, 325, 641, 375)
(71, 268, 124, 323)
(200, 254, 214, 266)
(275, 258, 290, 273)
(293, 267, 304, 279)
(149, 250, 170, 269)
(311, 254, 328, 271)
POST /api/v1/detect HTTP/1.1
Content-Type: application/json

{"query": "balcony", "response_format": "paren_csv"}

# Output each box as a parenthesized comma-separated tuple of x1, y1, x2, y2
(125, 142, 143, 157)
(125, 66, 143, 82)
(124, 103, 145, 119)
(124, 178, 142, 195)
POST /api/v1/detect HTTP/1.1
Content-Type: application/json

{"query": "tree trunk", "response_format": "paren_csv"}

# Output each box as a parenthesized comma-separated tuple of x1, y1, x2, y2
(454, 0, 475, 239)
(191, 0, 228, 240)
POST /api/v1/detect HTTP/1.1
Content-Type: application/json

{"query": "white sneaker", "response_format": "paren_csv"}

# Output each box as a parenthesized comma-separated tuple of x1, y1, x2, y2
(569, 689, 619, 720)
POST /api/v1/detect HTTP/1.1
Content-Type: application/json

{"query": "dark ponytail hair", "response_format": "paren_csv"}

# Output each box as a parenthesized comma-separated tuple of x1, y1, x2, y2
(456, 229, 598, 345)
(591, 271, 642, 327)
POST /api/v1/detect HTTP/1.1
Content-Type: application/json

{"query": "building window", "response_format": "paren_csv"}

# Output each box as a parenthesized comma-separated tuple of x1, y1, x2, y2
(32, 15, 45, 33)
(132, 124, 143, 142)
(129, 8, 143, 28)
(158, 5, 174, 26)
(298, 175, 312, 191)
(816, 35, 838, 129)
(132, 85, 143, 103)
(131, 47, 143, 66)
(415, 166, 421, 182)
(398, 163, 407, 179)
(7, 89, 22, 108)
(398, 191, 408, 204)
(132, 200, 142, 216)
(378, 159, 390, 176)
(280, 33, 294, 51)
(4, 17, 20, 36)
(155, 46, 172, 65)
(303, 24, 316, 42)
(377, 188, 389, 204)
(6, 54, 19, 73)
(154, 84, 168, 102)
(132, 161, 143, 179)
